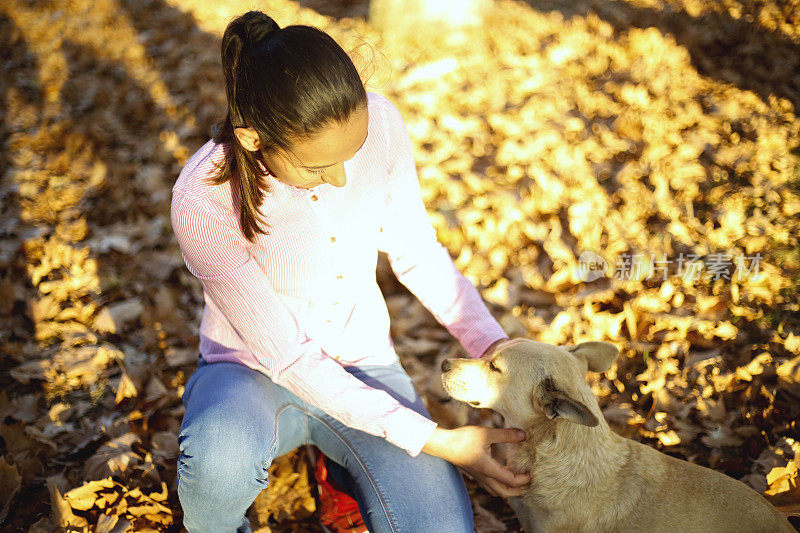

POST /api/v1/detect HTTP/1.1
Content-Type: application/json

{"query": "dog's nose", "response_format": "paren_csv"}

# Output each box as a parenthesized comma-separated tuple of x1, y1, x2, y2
(441, 359, 452, 372)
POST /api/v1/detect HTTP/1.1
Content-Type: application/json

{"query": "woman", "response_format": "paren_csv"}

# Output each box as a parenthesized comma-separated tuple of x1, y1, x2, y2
(171, 10, 530, 533)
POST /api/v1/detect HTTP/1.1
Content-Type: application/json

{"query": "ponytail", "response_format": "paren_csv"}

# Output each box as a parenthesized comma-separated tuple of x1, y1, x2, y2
(206, 11, 366, 243)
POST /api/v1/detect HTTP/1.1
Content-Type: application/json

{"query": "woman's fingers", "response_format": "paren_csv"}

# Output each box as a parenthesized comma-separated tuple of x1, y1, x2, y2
(482, 481, 498, 497)
(480, 455, 530, 487)
(474, 427, 530, 488)
(483, 427, 527, 444)
(451, 425, 531, 497)
(481, 477, 524, 498)
(496, 482, 525, 498)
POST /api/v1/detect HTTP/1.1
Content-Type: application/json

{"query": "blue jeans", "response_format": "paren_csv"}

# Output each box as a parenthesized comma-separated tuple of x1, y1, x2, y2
(176, 355, 475, 532)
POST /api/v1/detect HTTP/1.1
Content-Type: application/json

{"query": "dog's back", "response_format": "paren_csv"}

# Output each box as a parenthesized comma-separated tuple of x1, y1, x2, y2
(615, 439, 794, 533)
(515, 436, 793, 533)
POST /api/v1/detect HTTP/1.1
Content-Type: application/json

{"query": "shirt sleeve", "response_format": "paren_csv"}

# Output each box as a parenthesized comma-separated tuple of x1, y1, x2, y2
(375, 97, 509, 358)
(170, 191, 437, 456)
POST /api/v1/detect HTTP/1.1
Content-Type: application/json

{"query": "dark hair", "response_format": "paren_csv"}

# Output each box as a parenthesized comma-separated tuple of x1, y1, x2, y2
(206, 11, 367, 243)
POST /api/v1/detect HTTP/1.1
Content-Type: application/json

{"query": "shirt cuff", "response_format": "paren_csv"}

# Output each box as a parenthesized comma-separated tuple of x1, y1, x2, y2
(465, 326, 511, 359)
(382, 405, 439, 457)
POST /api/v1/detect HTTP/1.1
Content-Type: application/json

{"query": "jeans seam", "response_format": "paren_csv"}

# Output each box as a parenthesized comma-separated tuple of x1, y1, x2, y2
(307, 412, 399, 533)
(303, 402, 310, 447)
(267, 403, 297, 460)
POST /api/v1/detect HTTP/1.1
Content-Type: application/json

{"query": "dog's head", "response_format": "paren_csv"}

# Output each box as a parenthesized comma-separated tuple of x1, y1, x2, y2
(440, 338, 619, 429)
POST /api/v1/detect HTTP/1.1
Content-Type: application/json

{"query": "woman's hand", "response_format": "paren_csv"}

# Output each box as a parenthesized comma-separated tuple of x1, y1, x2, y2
(481, 338, 509, 358)
(422, 426, 530, 497)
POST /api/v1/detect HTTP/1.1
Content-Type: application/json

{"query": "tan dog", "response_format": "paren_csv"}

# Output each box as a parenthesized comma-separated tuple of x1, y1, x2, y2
(441, 338, 794, 533)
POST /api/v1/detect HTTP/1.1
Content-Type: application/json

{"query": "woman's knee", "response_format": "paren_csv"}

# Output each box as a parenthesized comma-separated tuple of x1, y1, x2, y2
(177, 405, 274, 496)
(177, 362, 287, 488)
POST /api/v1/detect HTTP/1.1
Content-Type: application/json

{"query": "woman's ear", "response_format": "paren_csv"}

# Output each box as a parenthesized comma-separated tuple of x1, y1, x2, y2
(234, 126, 260, 152)
(533, 377, 598, 427)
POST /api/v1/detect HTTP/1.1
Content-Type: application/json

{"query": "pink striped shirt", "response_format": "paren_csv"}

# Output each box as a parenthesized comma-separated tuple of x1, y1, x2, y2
(170, 92, 509, 457)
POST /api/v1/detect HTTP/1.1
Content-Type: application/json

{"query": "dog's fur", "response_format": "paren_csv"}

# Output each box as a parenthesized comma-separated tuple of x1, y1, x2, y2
(441, 338, 794, 533)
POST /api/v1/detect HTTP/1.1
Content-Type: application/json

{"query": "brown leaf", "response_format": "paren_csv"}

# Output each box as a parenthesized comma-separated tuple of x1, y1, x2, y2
(83, 433, 141, 480)
(46, 474, 87, 529)
(0, 456, 21, 522)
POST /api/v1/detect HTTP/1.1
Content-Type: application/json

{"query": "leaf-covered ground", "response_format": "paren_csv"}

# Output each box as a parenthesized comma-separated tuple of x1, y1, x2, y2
(1, 0, 799, 531)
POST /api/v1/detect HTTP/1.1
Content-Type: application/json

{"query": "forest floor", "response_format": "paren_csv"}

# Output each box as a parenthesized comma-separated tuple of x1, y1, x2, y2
(1, 0, 799, 531)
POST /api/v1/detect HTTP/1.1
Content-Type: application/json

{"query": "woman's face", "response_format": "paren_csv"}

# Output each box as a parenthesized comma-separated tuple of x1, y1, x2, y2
(236, 105, 369, 189)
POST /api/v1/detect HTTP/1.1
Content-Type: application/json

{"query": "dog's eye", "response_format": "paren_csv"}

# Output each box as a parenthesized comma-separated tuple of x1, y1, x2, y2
(489, 360, 501, 372)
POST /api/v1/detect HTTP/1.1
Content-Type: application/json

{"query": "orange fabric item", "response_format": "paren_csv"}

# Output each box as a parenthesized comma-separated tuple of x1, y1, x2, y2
(314, 451, 368, 533)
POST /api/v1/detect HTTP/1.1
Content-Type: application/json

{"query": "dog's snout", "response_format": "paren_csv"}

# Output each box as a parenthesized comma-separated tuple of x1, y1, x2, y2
(441, 359, 452, 372)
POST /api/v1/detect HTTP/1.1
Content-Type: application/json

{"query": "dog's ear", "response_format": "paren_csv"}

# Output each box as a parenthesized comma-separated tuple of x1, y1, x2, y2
(534, 377, 599, 427)
(565, 341, 619, 373)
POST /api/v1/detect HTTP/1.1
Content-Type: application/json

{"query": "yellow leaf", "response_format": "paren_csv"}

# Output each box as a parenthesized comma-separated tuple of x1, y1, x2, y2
(64, 478, 116, 511)
(656, 430, 681, 446)
(115, 372, 138, 405)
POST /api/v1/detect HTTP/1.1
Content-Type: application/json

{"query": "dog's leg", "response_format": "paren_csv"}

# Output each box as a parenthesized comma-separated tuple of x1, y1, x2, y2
(509, 495, 542, 533)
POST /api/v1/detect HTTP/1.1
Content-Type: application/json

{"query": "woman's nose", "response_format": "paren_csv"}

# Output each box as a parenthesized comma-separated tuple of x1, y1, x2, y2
(322, 163, 346, 187)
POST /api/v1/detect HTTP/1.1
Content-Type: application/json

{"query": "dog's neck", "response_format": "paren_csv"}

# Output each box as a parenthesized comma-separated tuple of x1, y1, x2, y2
(511, 407, 627, 494)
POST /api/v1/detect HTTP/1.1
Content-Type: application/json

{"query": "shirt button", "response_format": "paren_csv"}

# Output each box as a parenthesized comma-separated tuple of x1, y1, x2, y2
(311, 195, 318, 201)
(330, 236, 336, 243)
